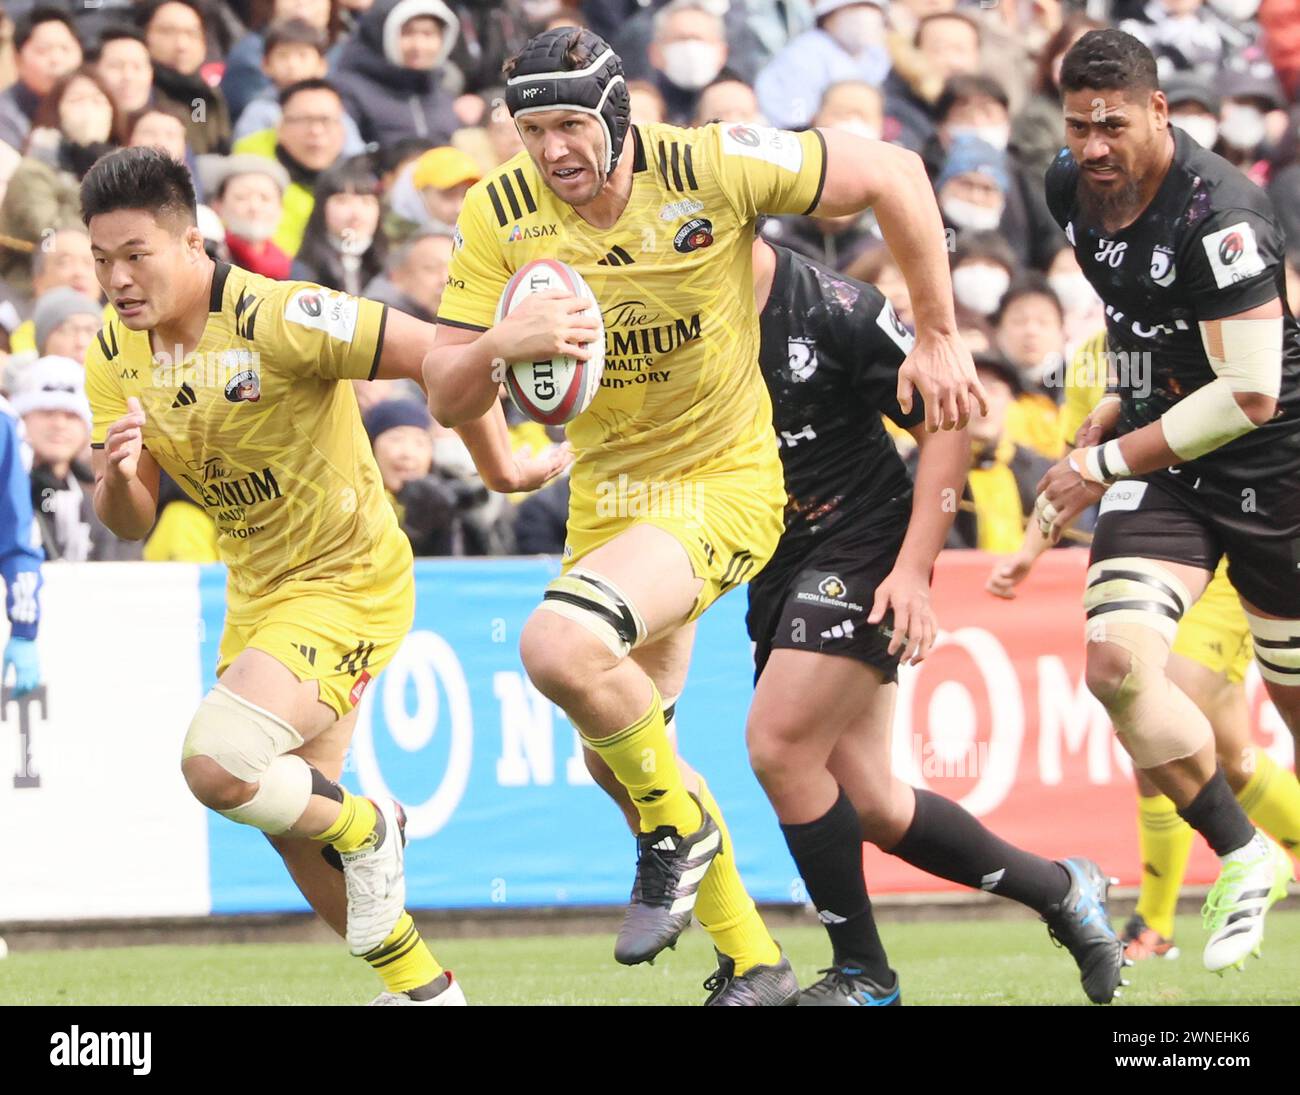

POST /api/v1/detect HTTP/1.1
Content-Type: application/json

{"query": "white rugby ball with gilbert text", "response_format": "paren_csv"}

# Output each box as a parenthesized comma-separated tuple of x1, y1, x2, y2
(496, 258, 604, 425)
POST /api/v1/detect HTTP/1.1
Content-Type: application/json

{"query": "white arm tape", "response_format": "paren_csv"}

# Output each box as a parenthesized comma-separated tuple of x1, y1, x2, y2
(1206, 317, 1283, 398)
(1160, 376, 1255, 459)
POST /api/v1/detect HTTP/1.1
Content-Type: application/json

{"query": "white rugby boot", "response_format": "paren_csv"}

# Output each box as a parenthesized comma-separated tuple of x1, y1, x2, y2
(370, 972, 467, 1006)
(1201, 830, 1292, 973)
(342, 797, 407, 957)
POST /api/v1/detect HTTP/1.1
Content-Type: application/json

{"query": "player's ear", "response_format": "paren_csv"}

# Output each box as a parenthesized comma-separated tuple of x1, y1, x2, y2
(184, 224, 206, 260)
(1150, 89, 1169, 129)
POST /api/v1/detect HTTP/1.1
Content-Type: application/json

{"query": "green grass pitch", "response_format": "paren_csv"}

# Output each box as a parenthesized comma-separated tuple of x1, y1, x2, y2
(4, 910, 1299, 1005)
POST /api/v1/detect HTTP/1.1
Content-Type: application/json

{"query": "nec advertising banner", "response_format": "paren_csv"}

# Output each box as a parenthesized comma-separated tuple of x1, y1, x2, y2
(2, 556, 1292, 920)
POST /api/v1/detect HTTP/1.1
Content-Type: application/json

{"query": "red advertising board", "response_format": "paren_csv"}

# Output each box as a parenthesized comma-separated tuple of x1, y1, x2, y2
(863, 551, 1296, 893)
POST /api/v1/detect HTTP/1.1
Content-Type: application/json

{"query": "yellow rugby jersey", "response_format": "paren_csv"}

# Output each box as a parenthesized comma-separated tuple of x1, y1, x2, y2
(85, 262, 409, 600)
(438, 122, 827, 497)
(1060, 328, 1110, 449)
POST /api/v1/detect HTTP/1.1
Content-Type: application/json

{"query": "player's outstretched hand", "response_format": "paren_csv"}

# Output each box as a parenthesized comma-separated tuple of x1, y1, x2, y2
(500, 290, 600, 364)
(986, 553, 1034, 599)
(1034, 458, 1106, 544)
(868, 567, 935, 665)
(507, 442, 573, 493)
(104, 396, 146, 480)
(897, 331, 990, 432)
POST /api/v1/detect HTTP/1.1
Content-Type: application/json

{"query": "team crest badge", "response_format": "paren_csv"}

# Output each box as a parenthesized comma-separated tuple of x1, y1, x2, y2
(818, 575, 846, 599)
(224, 369, 261, 403)
(788, 337, 818, 381)
(673, 217, 713, 253)
(1150, 246, 1176, 287)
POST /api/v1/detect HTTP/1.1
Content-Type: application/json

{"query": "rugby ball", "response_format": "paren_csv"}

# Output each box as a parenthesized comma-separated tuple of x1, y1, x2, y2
(496, 259, 604, 425)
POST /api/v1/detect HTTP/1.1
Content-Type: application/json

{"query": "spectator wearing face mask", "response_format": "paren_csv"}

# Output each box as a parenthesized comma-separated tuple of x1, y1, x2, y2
(0, 6, 83, 154)
(949, 230, 1019, 321)
(930, 75, 1058, 270)
(290, 154, 386, 296)
(755, 0, 889, 131)
(993, 274, 1067, 460)
(1163, 71, 1220, 152)
(202, 154, 294, 279)
(1215, 66, 1287, 187)
(1044, 242, 1103, 359)
(935, 135, 1011, 242)
(0, 67, 122, 255)
(332, 0, 461, 148)
(231, 18, 368, 154)
(13, 355, 141, 561)
(364, 229, 454, 323)
(645, 0, 744, 126)
(610, 0, 771, 87)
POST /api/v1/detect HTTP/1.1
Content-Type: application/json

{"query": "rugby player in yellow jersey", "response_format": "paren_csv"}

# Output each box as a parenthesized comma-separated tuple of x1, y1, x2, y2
(989, 330, 1300, 962)
(81, 147, 566, 1006)
(423, 27, 986, 1003)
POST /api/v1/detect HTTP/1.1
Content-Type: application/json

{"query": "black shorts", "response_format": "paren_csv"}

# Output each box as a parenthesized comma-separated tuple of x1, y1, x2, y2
(747, 513, 907, 683)
(1090, 467, 1300, 617)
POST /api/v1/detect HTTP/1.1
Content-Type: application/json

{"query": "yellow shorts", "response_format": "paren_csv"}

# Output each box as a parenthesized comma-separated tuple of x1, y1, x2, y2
(217, 533, 415, 717)
(563, 465, 785, 623)
(1172, 559, 1253, 685)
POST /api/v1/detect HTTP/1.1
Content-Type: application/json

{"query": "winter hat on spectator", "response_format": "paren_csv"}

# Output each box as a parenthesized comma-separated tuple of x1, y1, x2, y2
(1220, 68, 1286, 112)
(11, 355, 91, 426)
(364, 396, 432, 442)
(381, 0, 459, 70)
(1164, 72, 1220, 115)
(412, 146, 481, 190)
(937, 135, 1009, 195)
(197, 153, 291, 200)
(33, 287, 101, 355)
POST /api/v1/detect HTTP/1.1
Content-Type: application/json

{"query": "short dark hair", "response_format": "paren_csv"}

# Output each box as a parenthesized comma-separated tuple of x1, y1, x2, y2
(15, 6, 79, 53)
(137, 0, 209, 33)
(124, 100, 190, 140)
(88, 23, 149, 63)
(80, 146, 198, 228)
(993, 273, 1063, 327)
(1059, 29, 1159, 97)
(279, 76, 341, 110)
(264, 17, 329, 56)
(935, 75, 1009, 123)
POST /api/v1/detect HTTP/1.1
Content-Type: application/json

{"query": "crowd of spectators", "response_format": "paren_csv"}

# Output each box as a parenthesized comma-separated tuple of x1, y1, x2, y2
(2, 0, 1300, 566)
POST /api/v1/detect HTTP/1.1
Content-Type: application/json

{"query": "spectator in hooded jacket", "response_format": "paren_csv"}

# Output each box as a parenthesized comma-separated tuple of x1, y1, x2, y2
(138, 0, 233, 155)
(332, 0, 461, 148)
(0, 6, 83, 153)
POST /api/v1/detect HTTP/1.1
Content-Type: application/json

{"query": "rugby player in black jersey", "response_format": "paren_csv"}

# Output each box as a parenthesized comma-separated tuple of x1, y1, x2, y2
(1036, 29, 1297, 973)
(587, 236, 1128, 1005)
(744, 237, 1125, 1005)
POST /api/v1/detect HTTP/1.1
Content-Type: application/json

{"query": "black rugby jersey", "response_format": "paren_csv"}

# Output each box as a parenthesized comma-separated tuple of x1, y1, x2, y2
(757, 244, 922, 560)
(1045, 126, 1300, 481)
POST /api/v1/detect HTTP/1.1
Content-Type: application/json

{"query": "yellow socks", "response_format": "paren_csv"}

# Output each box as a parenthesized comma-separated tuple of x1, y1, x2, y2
(363, 912, 444, 993)
(313, 790, 378, 852)
(581, 684, 701, 834)
(1134, 793, 1194, 939)
(1236, 749, 1300, 856)
(693, 776, 781, 975)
